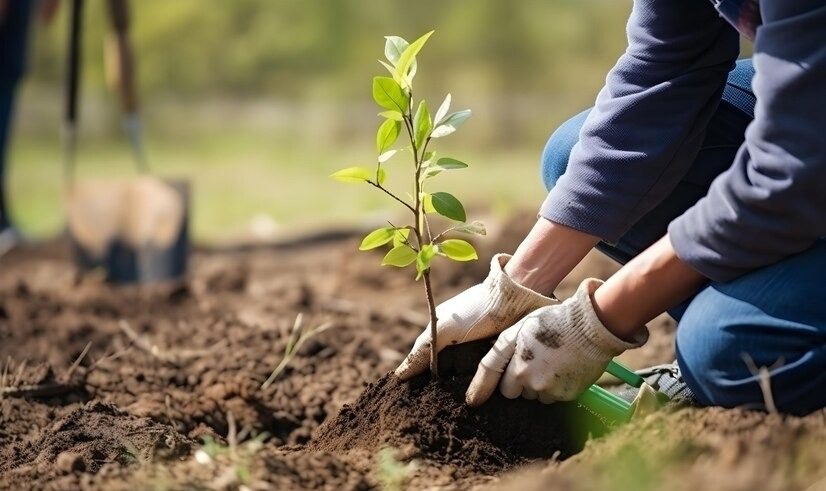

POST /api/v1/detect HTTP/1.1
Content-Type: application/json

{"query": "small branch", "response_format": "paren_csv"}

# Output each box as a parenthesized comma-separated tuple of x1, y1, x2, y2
(367, 180, 416, 215)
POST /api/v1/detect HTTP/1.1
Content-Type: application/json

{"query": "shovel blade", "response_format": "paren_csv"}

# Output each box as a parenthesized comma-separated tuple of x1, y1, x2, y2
(66, 176, 189, 283)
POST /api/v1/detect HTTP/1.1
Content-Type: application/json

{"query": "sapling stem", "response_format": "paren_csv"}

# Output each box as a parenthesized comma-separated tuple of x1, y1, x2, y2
(331, 31, 483, 379)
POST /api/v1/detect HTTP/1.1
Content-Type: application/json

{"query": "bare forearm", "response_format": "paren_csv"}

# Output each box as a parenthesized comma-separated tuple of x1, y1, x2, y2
(504, 218, 600, 297)
(592, 234, 706, 341)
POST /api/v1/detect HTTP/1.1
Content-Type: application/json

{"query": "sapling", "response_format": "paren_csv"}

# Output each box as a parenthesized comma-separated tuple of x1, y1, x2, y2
(331, 30, 484, 378)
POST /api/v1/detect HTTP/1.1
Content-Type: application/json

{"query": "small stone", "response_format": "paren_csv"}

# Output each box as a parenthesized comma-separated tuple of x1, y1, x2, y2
(55, 451, 86, 474)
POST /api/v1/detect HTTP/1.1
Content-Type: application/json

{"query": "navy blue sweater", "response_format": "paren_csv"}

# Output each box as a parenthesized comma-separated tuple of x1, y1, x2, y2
(540, 0, 826, 282)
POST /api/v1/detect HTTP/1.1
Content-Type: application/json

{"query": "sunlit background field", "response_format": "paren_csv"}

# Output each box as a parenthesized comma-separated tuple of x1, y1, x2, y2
(8, 0, 633, 242)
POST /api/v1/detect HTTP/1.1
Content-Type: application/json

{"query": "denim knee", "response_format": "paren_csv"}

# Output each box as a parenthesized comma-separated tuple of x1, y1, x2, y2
(540, 108, 590, 191)
(675, 283, 826, 415)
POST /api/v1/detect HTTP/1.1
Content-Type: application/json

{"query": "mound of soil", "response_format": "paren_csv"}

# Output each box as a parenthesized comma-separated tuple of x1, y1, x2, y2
(312, 341, 603, 475)
(0, 401, 192, 488)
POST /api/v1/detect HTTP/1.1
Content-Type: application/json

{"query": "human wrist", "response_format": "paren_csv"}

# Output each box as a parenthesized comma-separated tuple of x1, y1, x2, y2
(504, 218, 599, 296)
(592, 235, 706, 340)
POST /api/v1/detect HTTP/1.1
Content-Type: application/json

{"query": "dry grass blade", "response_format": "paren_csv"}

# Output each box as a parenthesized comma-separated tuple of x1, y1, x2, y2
(62, 341, 92, 382)
(260, 314, 336, 389)
(741, 352, 779, 415)
(118, 319, 228, 365)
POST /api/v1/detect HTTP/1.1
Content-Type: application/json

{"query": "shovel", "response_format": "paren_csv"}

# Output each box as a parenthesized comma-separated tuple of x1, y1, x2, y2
(63, 0, 189, 283)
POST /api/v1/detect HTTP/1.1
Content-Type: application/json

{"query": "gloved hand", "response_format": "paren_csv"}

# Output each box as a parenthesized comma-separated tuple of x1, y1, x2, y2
(395, 253, 556, 380)
(466, 278, 648, 406)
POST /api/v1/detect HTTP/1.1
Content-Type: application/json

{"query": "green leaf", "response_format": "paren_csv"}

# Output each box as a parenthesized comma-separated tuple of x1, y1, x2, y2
(382, 245, 417, 267)
(430, 192, 466, 222)
(422, 193, 435, 213)
(392, 228, 410, 247)
(425, 157, 469, 177)
(378, 149, 397, 163)
(430, 109, 472, 138)
(330, 167, 373, 183)
(378, 59, 395, 76)
(454, 220, 487, 236)
(384, 36, 409, 65)
(439, 239, 478, 261)
(415, 244, 437, 280)
(435, 157, 467, 170)
(434, 93, 451, 125)
(377, 166, 387, 185)
(393, 30, 434, 86)
(372, 76, 409, 112)
(378, 110, 403, 121)
(413, 100, 432, 149)
(359, 227, 395, 251)
(376, 119, 401, 153)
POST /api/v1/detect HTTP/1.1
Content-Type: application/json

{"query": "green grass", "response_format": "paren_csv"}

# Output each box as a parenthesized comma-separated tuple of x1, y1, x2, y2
(6, 132, 547, 243)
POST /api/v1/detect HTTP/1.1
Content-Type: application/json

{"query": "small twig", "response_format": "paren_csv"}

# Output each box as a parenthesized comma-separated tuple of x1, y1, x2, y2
(367, 180, 416, 215)
(742, 353, 779, 415)
(1, 383, 75, 398)
(62, 341, 92, 383)
(227, 411, 238, 455)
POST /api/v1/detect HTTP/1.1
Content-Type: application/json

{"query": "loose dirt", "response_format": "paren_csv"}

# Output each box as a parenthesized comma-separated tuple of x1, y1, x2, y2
(1, 213, 824, 490)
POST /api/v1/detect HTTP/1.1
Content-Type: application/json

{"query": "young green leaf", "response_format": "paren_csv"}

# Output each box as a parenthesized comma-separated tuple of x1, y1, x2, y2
(430, 109, 472, 138)
(439, 239, 478, 261)
(425, 157, 469, 177)
(384, 36, 409, 65)
(378, 110, 403, 121)
(433, 93, 451, 125)
(430, 192, 466, 222)
(360, 227, 396, 250)
(376, 119, 401, 153)
(413, 100, 432, 148)
(372, 76, 409, 112)
(382, 244, 417, 267)
(415, 244, 437, 280)
(393, 30, 434, 86)
(392, 228, 410, 247)
(422, 192, 435, 213)
(378, 59, 395, 76)
(435, 157, 467, 169)
(377, 166, 387, 185)
(330, 167, 373, 183)
(378, 149, 397, 163)
(453, 220, 487, 236)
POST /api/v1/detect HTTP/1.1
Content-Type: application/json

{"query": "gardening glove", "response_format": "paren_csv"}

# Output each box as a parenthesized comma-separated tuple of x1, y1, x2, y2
(466, 278, 648, 406)
(394, 253, 556, 380)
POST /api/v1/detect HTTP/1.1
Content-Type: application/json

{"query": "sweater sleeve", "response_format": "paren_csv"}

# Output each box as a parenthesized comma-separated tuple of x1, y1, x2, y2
(669, 1, 826, 282)
(540, 0, 739, 243)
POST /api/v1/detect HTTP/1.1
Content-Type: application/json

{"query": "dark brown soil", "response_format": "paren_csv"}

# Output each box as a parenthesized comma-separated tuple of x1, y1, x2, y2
(2, 213, 821, 490)
(312, 341, 606, 476)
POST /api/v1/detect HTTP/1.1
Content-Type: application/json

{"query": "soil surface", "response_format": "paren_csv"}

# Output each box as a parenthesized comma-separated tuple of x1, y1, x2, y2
(1, 213, 824, 490)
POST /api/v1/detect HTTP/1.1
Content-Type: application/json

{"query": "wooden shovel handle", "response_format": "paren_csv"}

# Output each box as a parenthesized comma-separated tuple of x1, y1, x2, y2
(104, 0, 138, 114)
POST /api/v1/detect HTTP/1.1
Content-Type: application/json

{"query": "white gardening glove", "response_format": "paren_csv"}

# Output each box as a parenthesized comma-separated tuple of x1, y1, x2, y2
(395, 253, 557, 380)
(466, 278, 648, 406)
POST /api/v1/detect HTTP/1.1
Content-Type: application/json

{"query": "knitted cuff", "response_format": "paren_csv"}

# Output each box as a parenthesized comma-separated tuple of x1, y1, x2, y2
(563, 278, 649, 360)
(483, 253, 557, 317)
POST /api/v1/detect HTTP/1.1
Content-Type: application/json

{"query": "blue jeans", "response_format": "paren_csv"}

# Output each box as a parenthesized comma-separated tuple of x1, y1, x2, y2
(541, 59, 826, 415)
(0, 0, 34, 230)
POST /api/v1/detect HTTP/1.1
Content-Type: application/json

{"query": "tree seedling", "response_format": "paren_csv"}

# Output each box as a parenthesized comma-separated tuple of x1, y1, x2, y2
(331, 30, 484, 377)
